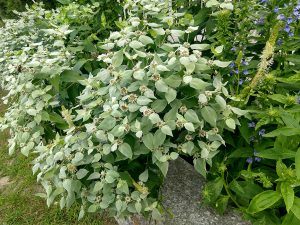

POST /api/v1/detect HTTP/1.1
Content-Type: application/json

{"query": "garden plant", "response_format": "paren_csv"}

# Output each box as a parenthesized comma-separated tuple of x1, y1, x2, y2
(0, 0, 299, 224)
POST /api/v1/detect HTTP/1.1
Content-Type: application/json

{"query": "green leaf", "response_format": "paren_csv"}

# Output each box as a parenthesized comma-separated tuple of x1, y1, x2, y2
(194, 158, 206, 178)
(225, 118, 236, 130)
(129, 40, 144, 49)
(153, 130, 166, 148)
(155, 80, 169, 92)
(190, 78, 210, 90)
(190, 44, 210, 50)
(161, 125, 173, 136)
(76, 169, 89, 180)
(137, 96, 152, 105)
(247, 190, 281, 214)
(215, 195, 229, 215)
(295, 148, 300, 179)
(184, 122, 195, 132)
(156, 161, 169, 177)
(119, 143, 133, 159)
(143, 133, 154, 150)
(138, 35, 154, 45)
(61, 70, 83, 82)
(264, 127, 300, 137)
(291, 197, 300, 221)
(281, 182, 294, 212)
(213, 60, 231, 68)
(206, 0, 219, 7)
(256, 148, 296, 160)
(215, 95, 226, 110)
(112, 50, 123, 67)
(282, 211, 300, 225)
(139, 169, 149, 182)
(151, 99, 167, 113)
(201, 106, 217, 127)
(165, 88, 177, 103)
(185, 109, 200, 123)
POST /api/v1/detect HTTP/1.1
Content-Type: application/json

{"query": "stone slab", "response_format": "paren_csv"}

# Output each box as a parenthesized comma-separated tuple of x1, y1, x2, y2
(116, 157, 251, 225)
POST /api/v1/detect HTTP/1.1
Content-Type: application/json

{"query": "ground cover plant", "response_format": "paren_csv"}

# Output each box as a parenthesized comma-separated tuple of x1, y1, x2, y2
(0, 0, 299, 224)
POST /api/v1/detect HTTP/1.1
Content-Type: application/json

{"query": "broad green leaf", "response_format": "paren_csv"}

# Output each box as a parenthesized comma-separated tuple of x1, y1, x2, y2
(151, 99, 167, 113)
(194, 158, 206, 178)
(291, 197, 300, 221)
(76, 169, 89, 179)
(184, 122, 195, 132)
(112, 50, 123, 67)
(129, 40, 144, 49)
(119, 143, 133, 159)
(215, 195, 229, 215)
(295, 148, 300, 179)
(281, 182, 294, 212)
(61, 70, 83, 82)
(139, 169, 149, 182)
(156, 161, 169, 177)
(206, 0, 219, 7)
(215, 95, 226, 110)
(185, 109, 200, 123)
(143, 133, 154, 150)
(190, 44, 210, 50)
(225, 118, 236, 130)
(138, 35, 154, 45)
(161, 125, 173, 136)
(256, 148, 295, 160)
(264, 127, 300, 137)
(247, 190, 281, 214)
(137, 96, 152, 105)
(282, 211, 300, 225)
(190, 78, 210, 90)
(213, 60, 231, 68)
(153, 130, 166, 148)
(155, 80, 169, 92)
(165, 88, 177, 103)
(201, 106, 217, 127)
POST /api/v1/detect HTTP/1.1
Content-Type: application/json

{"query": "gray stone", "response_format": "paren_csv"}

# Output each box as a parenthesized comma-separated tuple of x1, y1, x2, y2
(117, 157, 251, 225)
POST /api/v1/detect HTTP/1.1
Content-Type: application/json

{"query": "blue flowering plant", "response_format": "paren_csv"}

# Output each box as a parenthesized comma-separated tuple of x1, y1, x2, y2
(200, 0, 300, 224)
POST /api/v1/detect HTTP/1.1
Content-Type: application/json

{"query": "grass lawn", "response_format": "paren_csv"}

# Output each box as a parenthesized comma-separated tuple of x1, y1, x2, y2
(0, 90, 117, 225)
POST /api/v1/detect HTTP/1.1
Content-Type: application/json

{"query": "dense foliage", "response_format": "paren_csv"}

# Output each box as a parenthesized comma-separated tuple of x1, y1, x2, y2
(0, 0, 299, 224)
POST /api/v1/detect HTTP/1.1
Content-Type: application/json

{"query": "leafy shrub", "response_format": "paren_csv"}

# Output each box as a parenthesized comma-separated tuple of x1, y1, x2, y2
(0, 0, 247, 221)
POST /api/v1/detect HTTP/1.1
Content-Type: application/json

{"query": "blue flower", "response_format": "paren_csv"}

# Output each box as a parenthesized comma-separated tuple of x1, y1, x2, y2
(239, 79, 244, 85)
(249, 136, 256, 142)
(260, 0, 268, 3)
(258, 129, 266, 136)
(246, 157, 253, 164)
(255, 157, 262, 162)
(284, 25, 291, 32)
(274, 6, 279, 13)
(241, 59, 249, 66)
(277, 14, 285, 20)
(297, 98, 300, 104)
(277, 38, 283, 46)
(255, 19, 265, 25)
(287, 17, 293, 24)
(248, 122, 256, 128)
(288, 31, 294, 37)
(233, 69, 239, 74)
(243, 70, 249, 75)
(229, 62, 235, 68)
(231, 47, 237, 52)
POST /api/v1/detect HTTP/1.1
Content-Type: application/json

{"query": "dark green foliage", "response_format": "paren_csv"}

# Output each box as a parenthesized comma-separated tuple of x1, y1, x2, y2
(0, 0, 57, 19)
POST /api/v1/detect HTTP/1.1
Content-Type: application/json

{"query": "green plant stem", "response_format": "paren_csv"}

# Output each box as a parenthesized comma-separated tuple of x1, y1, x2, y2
(222, 172, 242, 209)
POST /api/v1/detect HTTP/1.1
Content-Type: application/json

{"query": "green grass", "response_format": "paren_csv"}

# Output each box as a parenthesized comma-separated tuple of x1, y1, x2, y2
(0, 90, 116, 225)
